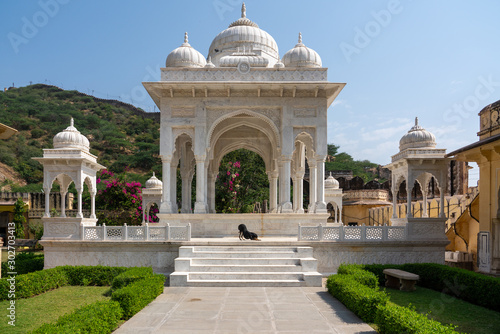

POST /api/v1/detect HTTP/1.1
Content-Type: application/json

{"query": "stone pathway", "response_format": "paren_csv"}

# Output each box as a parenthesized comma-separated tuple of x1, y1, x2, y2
(113, 286, 376, 334)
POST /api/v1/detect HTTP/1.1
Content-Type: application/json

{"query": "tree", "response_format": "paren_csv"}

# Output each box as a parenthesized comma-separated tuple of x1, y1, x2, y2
(13, 197, 26, 238)
(327, 144, 339, 156)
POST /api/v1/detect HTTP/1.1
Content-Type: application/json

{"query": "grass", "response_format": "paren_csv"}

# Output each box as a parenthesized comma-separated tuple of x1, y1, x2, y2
(386, 286, 500, 334)
(0, 285, 111, 334)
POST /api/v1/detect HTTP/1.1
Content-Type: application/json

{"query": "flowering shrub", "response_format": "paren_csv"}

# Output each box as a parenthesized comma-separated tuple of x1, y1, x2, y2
(216, 161, 241, 213)
(85, 169, 156, 225)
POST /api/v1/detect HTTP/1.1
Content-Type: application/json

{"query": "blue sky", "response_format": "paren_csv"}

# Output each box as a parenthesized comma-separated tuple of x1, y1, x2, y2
(2, 0, 499, 185)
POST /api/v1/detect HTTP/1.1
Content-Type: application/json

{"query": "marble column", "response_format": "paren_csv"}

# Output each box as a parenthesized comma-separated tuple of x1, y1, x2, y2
(406, 181, 413, 218)
(315, 157, 327, 213)
(280, 157, 293, 213)
(90, 191, 96, 219)
(308, 163, 317, 213)
(295, 172, 304, 213)
(160, 158, 173, 213)
(60, 191, 67, 218)
(43, 186, 51, 218)
(391, 187, 398, 218)
(269, 171, 278, 213)
(76, 188, 83, 218)
(194, 158, 207, 213)
(170, 164, 178, 213)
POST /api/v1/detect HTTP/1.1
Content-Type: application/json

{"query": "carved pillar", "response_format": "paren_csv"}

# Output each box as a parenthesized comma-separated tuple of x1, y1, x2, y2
(406, 181, 413, 218)
(208, 172, 216, 213)
(76, 187, 83, 218)
(308, 162, 317, 213)
(194, 157, 207, 213)
(170, 163, 178, 213)
(90, 191, 96, 219)
(60, 191, 67, 218)
(315, 156, 327, 213)
(280, 157, 293, 213)
(160, 158, 173, 213)
(294, 172, 304, 213)
(269, 171, 278, 213)
(43, 185, 51, 218)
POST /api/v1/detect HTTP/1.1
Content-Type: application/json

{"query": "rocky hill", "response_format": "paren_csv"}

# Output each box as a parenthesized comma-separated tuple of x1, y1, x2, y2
(0, 84, 160, 192)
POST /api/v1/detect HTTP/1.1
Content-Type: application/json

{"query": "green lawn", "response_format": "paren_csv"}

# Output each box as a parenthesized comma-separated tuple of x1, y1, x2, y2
(0, 285, 111, 334)
(386, 286, 500, 334)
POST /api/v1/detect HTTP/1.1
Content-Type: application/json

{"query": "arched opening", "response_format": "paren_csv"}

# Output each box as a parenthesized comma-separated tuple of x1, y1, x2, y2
(215, 149, 269, 213)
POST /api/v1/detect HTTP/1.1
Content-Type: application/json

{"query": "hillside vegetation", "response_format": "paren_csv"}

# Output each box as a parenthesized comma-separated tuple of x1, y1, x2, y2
(0, 84, 160, 191)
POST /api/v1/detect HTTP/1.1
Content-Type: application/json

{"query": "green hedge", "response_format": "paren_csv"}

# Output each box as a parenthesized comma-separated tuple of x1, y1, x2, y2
(111, 274, 165, 319)
(375, 303, 458, 334)
(0, 267, 69, 300)
(363, 263, 500, 312)
(1, 253, 44, 275)
(30, 300, 123, 334)
(61, 266, 127, 286)
(111, 267, 154, 290)
(328, 265, 462, 334)
(326, 274, 388, 323)
(337, 264, 378, 288)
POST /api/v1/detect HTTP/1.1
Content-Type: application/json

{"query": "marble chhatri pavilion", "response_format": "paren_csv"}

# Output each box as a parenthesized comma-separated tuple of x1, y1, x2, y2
(144, 4, 345, 236)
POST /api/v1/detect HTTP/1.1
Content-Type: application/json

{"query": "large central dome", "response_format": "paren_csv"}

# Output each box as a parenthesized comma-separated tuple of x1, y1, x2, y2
(208, 3, 279, 67)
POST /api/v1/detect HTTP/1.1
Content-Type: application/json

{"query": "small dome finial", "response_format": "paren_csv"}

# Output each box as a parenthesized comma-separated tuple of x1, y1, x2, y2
(70, 118, 74, 127)
(298, 32, 302, 44)
(415, 117, 418, 126)
(152, 172, 155, 177)
(241, 2, 246, 18)
(184, 32, 188, 44)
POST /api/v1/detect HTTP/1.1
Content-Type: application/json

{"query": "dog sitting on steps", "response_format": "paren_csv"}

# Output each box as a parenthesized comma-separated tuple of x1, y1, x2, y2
(238, 224, 261, 241)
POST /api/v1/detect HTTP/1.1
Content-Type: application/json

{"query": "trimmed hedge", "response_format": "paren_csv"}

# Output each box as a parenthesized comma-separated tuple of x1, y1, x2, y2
(1, 253, 44, 275)
(328, 264, 462, 334)
(61, 265, 128, 286)
(0, 267, 69, 299)
(111, 267, 155, 290)
(363, 263, 500, 312)
(376, 303, 458, 334)
(111, 274, 165, 319)
(30, 300, 123, 334)
(326, 274, 388, 323)
(337, 264, 378, 288)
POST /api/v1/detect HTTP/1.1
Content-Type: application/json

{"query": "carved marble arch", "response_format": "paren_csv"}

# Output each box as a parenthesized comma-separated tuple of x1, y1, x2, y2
(207, 109, 281, 152)
(210, 140, 274, 175)
(51, 173, 74, 193)
(392, 174, 407, 194)
(83, 176, 96, 194)
(291, 141, 306, 175)
(294, 131, 315, 163)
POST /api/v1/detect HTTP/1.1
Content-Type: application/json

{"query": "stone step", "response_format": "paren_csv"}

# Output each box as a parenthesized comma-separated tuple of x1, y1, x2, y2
(190, 257, 301, 266)
(188, 264, 301, 272)
(180, 250, 299, 258)
(191, 246, 303, 252)
(182, 279, 305, 287)
(187, 272, 305, 280)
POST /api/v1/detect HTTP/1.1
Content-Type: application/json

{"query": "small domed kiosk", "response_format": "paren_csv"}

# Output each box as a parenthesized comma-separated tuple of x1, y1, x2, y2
(33, 118, 105, 239)
(324, 173, 343, 223)
(142, 173, 163, 224)
(384, 117, 448, 224)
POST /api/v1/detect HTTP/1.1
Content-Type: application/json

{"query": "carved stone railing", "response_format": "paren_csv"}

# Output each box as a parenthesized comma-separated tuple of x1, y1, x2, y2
(298, 224, 406, 241)
(81, 223, 191, 241)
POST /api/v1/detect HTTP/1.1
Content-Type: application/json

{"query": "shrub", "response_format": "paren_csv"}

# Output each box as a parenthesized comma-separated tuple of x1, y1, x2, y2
(111, 274, 165, 319)
(326, 274, 388, 323)
(111, 267, 154, 290)
(1, 253, 44, 275)
(60, 266, 127, 286)
(337, 263, 378, 288)
(0, 267, 68, 300)
(30, 300, 123, 334)
(375, 302, 459, 334)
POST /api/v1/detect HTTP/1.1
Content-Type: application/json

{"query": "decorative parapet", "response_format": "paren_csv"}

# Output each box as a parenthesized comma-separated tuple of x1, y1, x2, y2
(42, 217, 97, 240)
(161, 67, 328, 82)
(391, 148, 447, 162)
(406, 217, 448, 241)
(343, 189, 389, 202)
(478, 99, 500, 139)
(81, 223, 191, 241)
(298, 224, 406, 241)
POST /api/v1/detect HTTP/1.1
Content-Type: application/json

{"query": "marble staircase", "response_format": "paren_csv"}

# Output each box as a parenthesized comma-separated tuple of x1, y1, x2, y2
(170, 246, 322, 287)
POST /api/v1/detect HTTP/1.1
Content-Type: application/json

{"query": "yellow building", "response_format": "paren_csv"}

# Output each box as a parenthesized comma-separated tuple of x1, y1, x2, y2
(447, 99, 500, 275)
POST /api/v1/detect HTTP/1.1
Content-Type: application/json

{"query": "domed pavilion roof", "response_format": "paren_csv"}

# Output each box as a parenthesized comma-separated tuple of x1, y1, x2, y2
(53, 118, 90, 152)
(399, 117, 436, 151)
(166, 32, 206, 68)
(282, 33, 322, 68)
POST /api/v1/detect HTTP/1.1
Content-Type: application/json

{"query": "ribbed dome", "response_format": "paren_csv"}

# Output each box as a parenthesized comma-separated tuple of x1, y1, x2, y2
(282, 33, 322, 68)
(145, 172, 163, 189)
(207, 3, 279, 67)
(399, 117, 436, 151)
(166, 32, 206, 68)
(325, 173, 339, 189)
(53, 118, 90, 151)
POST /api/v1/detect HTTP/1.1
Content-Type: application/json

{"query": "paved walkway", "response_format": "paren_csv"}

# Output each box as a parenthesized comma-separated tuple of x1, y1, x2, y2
(113, 286, 376, 334)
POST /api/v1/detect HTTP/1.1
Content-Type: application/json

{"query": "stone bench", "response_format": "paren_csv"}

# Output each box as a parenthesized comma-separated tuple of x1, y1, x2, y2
(383, 269, 419, 292)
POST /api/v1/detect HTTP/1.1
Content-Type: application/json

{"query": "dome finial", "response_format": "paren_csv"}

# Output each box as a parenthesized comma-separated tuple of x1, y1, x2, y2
(184, 32, 188, 44)
(152, 171, 155, 177)
(70, 118, 74, 127)
(241, 2, 246, 18)
(298, 32, 302, 44)
(415, 117, 418, 126)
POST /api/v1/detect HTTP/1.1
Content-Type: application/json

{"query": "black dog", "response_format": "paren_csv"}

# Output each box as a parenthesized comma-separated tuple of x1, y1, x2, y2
(238, 224, 260, 241)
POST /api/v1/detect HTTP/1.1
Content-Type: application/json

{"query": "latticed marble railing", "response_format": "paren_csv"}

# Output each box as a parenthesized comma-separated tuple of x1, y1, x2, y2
(298, 224, 406, 241)
(81, 223, 191, 241)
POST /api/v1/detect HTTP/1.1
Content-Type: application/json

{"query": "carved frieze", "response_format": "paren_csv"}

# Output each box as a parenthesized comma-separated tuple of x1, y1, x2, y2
(47, 222, 77, 235)
(171, 107, 195, 118)
(294, 107, 317, 118)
